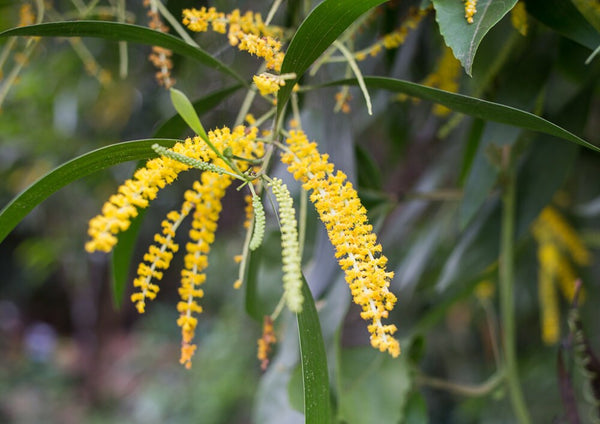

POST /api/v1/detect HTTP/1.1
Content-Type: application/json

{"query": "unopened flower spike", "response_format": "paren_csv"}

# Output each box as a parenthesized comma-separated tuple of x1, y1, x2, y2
(269, 178, 303, 313)
(249, 194, 266, 250)
(152, 144, 234, 177)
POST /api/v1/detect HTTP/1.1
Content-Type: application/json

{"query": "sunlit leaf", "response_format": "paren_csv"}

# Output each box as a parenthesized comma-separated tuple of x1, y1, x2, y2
(0, 139, 178, 245)
(432, 0, 518, 75)
(0, 21, 245, 83)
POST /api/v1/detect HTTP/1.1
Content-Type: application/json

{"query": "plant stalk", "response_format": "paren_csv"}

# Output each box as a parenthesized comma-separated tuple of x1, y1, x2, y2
(499, 147, 531, 424)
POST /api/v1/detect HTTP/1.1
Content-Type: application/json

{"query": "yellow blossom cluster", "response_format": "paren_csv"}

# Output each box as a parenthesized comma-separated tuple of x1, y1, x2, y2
(87, 125, 263, 368)
(253, 73, 285, 96)
(19, 3, 35, 27)
(355, 7, 428, 61)
(464, 0, 478, 24)
(281, 130, 400, 357)
(182, 7, 284, 71)
(143, 0, 175, 88)
(531, 206, 590, 344)
(258, 316, 276, 370)
(510, 2, 528, 36)
(420, 47, 461, 116)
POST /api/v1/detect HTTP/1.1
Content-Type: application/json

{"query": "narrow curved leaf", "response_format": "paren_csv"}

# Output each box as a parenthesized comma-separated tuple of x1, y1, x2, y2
(170, 88, 208, 140)
(324, 77, 600, 152)
(433, 0, 517, 75)
(277, 0, 387, 118)
(0, 21, 245, 83)
(0, 139, 178, 244)
(154, 84, 242, 138)
(523, 0, 600, 50)
(297, 275, 331, 423)
(572, 0, 600, 33)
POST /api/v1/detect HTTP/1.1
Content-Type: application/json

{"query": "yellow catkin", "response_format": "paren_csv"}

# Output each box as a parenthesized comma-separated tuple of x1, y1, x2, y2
(538, 244, 560, 345)
(355, 7, 428, 61)
(510, 2, 528, 36)
(281, 130, 399, 357)
(19, 4, 35, 27)
(253, 73, 285, 96)
(85, 138, 203, 253)
(474, 280, 495, 301)
(537, 207, 590, 266)
(257, 316, 276, 370)
(420, 47, 461, 116)
(177, 125, 260, 369)
(144, 0, 175, 88)
(464, 0, 478, 24)
(182, 7, 284, 71)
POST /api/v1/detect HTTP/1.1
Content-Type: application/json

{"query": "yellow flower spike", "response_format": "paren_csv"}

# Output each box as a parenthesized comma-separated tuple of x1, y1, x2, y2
(281, 130, 400, 357)
(421, 47, 461, 116)
(464, 0, 478, 24)
(257, 316, 277, 370)
(511, 2, 528, 36)
(537, 207, 590, 266)
(538, 243, 560, 344)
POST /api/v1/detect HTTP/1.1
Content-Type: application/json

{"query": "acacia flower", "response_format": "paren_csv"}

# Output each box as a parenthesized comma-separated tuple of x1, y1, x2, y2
(464, 0, 478, 24)
(144, 0, 175, 88)
(420, 47, 461, 116)
(182, 7, 285, 71)
(531, 206, 591, 344)
(510, 2, 528, 36)
(87, 125, 263, 368)
(258, 316, 276, 370)
(253, 73, 285, 96)
(281, 130, 400, 357)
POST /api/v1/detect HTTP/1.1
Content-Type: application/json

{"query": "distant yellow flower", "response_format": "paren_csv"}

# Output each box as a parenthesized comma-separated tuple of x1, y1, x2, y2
(355, 7, 428, 61)
(532, 206, 591, 344)
(538, 243, 560, 344)
(281, 130, 399, 357)
(464, 0, 478, 24)
(257, 316, 276, 370)
(421, 47, 461, 116)
(511, 2, 528, 36)
(19, 4, 35, 27)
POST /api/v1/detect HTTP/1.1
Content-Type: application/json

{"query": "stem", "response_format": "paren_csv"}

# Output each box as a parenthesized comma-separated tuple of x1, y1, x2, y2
(499, 147, 531, 424)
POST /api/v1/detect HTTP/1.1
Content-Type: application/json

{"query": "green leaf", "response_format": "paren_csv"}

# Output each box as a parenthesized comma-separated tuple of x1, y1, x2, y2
(170, 88, 208, 140)
(0, 139, 178, 245)
(324, 77, 600, 152)
(523, 0, 600, 50)
(276, 0, 387, 119)
(154, 85, 243, 138)
(571, 0, 600, 33)
(432, 0, 518, 75)
(297, 275, 331, 424)
(0, 21, 245, 83)
(337, 345, 412, 424)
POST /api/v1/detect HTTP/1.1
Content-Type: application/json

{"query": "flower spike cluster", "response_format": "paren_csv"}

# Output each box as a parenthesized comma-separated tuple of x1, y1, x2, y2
(182, 7, 284, 71)
(464, 0, 478, 24)
(281, 130, 400, 357)
(86, 125, 263, 368)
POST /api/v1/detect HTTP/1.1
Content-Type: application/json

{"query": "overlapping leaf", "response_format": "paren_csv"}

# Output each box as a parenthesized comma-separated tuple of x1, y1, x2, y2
(432, 0, 518, 75)
(0, 21, 245, 83)
(0, 139, 177, 244)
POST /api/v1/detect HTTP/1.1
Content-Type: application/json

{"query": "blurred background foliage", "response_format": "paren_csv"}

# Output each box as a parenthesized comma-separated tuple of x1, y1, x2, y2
(1, 0, 600, 423)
